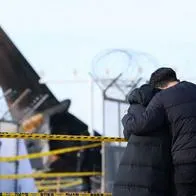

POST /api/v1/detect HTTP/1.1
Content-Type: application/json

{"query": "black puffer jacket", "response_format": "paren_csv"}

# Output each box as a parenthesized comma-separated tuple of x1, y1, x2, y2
(113, 85, 172, 196)
(122, 81, 196, 196)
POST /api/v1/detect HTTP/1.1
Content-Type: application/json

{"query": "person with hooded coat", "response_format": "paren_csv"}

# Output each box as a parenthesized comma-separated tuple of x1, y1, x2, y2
(112, 84, 172, 196)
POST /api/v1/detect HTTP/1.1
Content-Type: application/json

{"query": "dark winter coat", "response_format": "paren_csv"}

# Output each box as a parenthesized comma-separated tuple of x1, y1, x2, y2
(113, 85, 172, 196)
(122, 81, 196, 196)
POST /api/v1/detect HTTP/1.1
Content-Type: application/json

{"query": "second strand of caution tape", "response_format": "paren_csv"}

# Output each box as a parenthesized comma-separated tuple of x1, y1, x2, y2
(0, 172, 102, 179)
(0, 143, 101, 162)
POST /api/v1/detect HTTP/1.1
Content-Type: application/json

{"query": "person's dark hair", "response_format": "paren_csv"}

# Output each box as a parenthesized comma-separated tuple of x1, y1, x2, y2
(149, 67, 179, 88)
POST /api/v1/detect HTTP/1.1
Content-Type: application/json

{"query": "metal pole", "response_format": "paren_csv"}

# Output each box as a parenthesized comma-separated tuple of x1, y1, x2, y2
(101, 94, 106, 193)
(57, 177, 60, 192)
(118, 103, 121, 146)
(89, 75, 94, 136)
(14, 124, 20, 192)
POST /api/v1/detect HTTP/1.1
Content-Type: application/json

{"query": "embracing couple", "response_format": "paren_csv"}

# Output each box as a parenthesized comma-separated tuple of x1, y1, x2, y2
(112, 67, 196, 196)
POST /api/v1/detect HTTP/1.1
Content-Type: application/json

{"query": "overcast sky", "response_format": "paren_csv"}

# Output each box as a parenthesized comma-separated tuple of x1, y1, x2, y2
(1, 0, 196, 136)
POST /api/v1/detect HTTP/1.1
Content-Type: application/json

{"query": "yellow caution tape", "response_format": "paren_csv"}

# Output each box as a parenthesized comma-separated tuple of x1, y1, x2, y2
(0, 172, 102, 179)
(0, 132, 126, 142)
(0, 143, 101, 162)
(1, 193, 112, 196)
(38, 179, 82, 191)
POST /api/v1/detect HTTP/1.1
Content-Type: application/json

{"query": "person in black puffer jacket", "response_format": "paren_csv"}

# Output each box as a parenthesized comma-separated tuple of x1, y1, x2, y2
(122, 68, 196, 196)
(112, 84, 172, 196)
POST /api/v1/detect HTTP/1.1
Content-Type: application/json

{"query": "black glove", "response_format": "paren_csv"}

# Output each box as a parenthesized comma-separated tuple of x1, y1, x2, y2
(127, 84, 161, 106)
